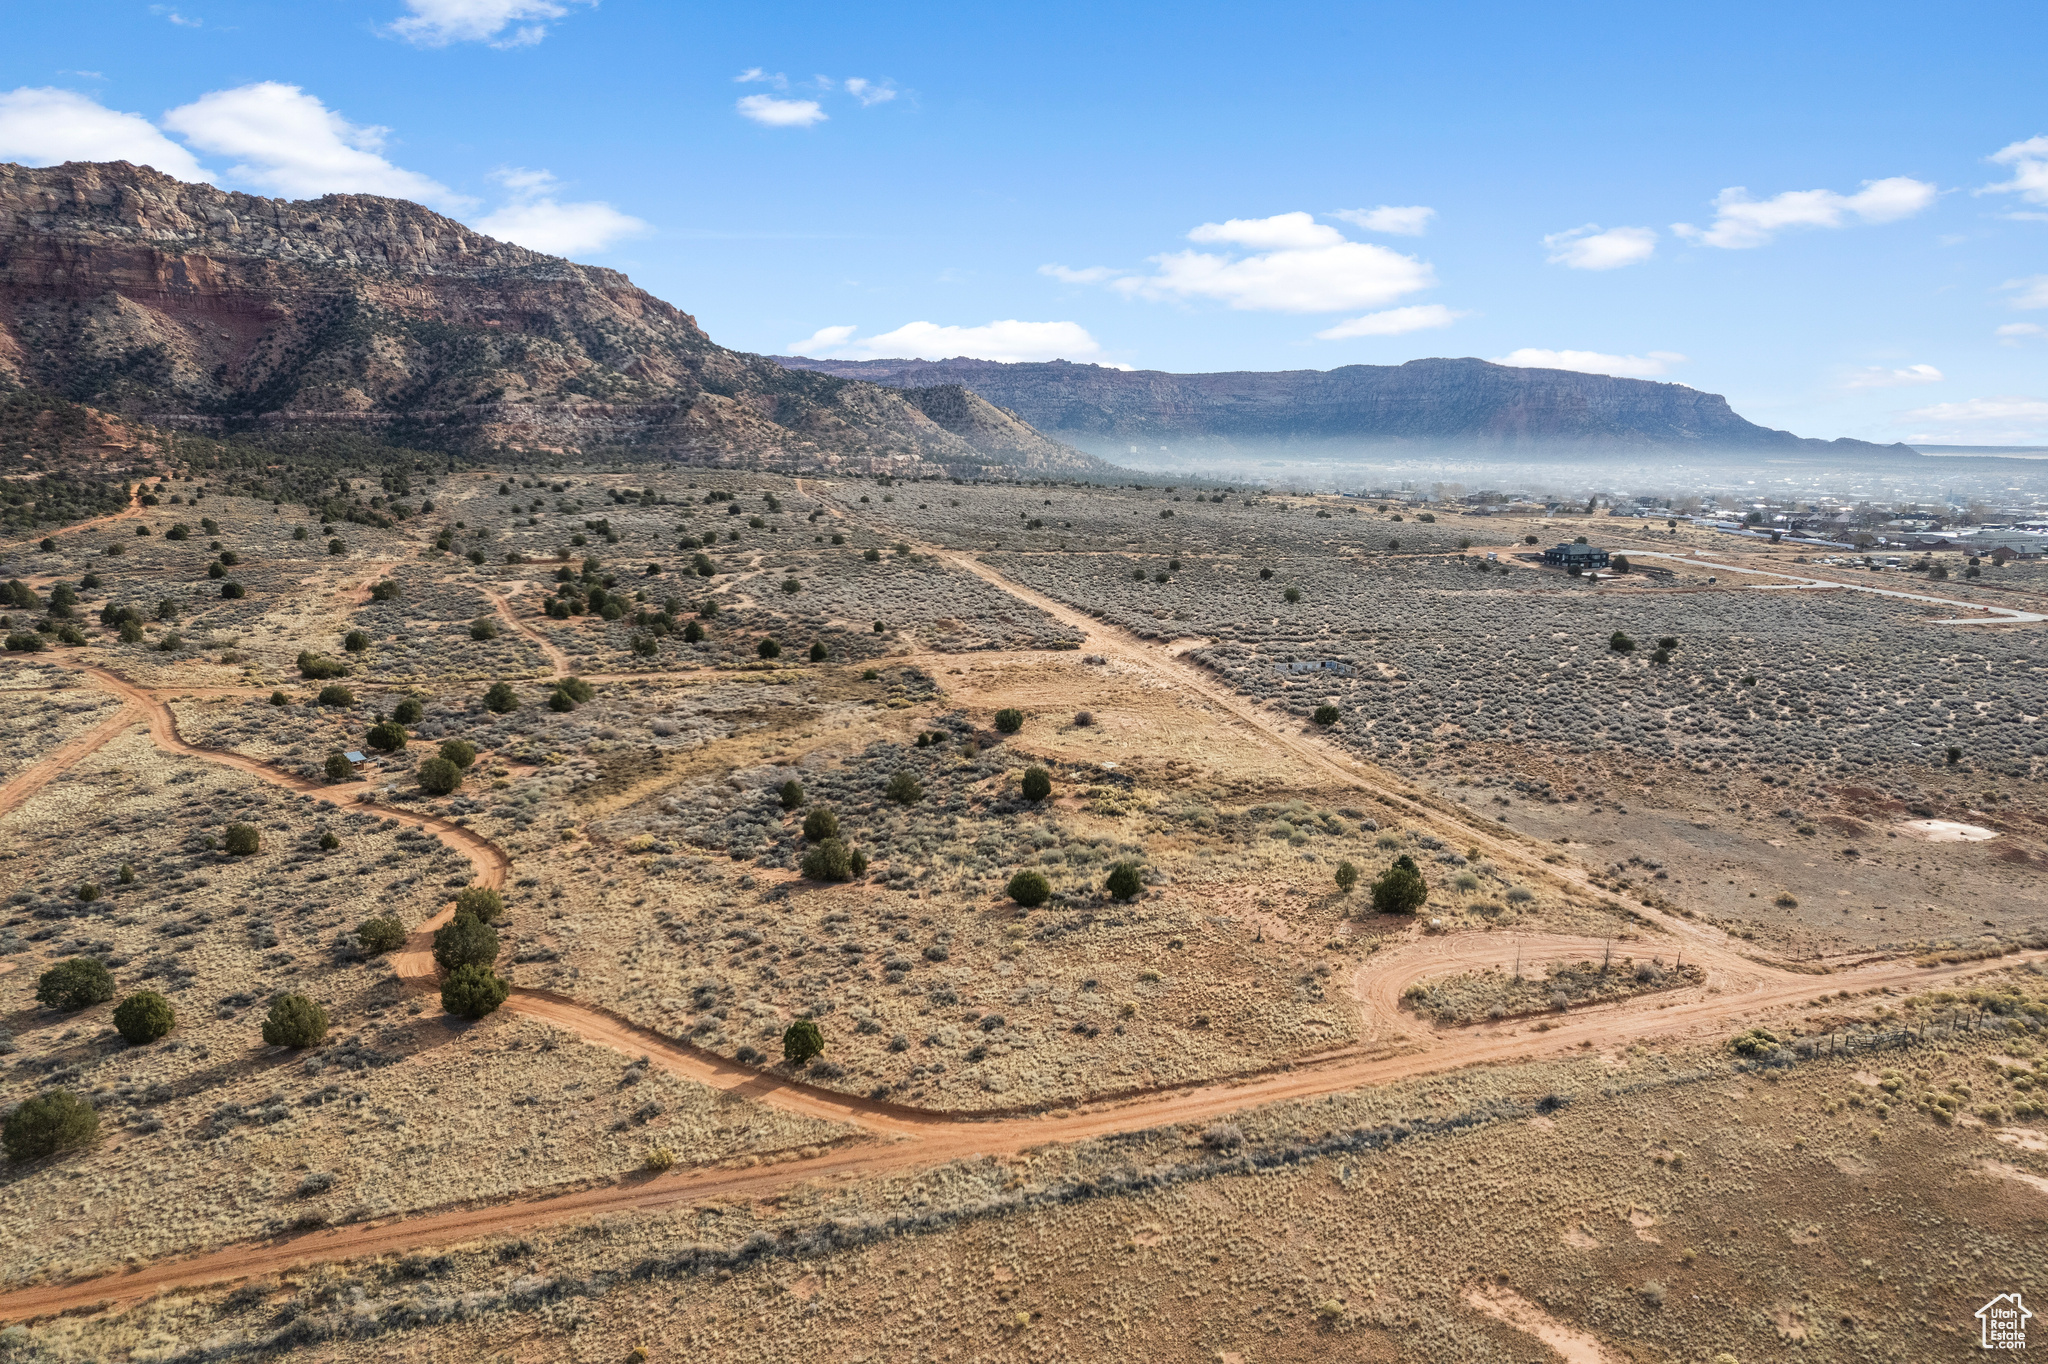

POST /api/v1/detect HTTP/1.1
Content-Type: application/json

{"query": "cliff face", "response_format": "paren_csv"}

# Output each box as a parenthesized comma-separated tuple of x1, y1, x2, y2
(774, 355, 1906, 457)
(0, 161, 1097, 473)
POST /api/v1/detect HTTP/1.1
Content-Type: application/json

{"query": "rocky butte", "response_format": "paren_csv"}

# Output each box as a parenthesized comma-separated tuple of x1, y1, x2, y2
(773, 354, 1920, 462)
(0, 160, 1098, 476)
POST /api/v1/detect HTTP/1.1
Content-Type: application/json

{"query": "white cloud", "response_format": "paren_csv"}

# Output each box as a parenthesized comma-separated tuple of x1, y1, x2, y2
(388, 0, 594, 48)
(472, 167, 648, 257)
(0, 87, 211, 182)
(162, 82, 461, 205)
(1314, 304, 1467, 340)
(787, 325, 859, 354)
(844, 78, 897, 106)
(1998, 322, 2046, 344)
(2002, 275, 2048, 310)
(149, 6, 203, 27)
(735, 67, 774, 84)
(1110, 212, 1435, 313)
(1672, 176, 1937, 249)
(737, 94, 826, 128)
(1185, 211, 1342, 251)
(1844, 363, 1943, 389)
(1905, 396, 2048, 442)
(1543, 223, 1657, 270)
(1492, 348, 1687, 378)
(1038, 264, 1120, 284)
(791, 319, 1110, 364)
(1330, 205, 1435, 236)
(1981, 135, 2048, 207)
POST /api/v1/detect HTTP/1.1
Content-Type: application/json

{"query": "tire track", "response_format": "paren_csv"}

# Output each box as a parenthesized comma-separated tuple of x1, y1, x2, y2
(3, 622, 2043, 1318)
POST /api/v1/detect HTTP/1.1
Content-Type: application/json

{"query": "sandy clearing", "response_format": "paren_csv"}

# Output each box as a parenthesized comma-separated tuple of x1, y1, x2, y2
(1465, 1284, 1626, 1363)
(1897, 819, 1999, 842)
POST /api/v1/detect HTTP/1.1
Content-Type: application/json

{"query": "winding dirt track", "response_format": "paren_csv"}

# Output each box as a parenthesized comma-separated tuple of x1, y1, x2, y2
(0, 524, 2040, 1320)
(481, 583, 574, 677)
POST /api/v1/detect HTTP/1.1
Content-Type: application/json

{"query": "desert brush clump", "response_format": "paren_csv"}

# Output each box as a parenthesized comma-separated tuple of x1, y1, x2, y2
(442, 964, 510, 1018)
(261, 994, 329, 1048)
(357, 916, 407, 954)
(2, 1090, 99, 1162)
(112, 991, 176, 1043)
(36, 957, 114, 1012)
(1371, 855, 1428, 914)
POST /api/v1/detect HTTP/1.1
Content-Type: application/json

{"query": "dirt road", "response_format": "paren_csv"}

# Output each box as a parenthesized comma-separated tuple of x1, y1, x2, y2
(481, 583, 575, 677)
(0, 576, 2039, 1319)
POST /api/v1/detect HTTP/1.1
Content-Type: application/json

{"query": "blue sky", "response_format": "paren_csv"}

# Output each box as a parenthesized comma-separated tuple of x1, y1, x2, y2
(2, 0, 2045, 444)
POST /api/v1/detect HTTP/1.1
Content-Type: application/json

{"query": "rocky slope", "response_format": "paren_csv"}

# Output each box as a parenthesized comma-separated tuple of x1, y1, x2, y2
(0, 161, 1097, 475)
(774, 355, 1912, 459)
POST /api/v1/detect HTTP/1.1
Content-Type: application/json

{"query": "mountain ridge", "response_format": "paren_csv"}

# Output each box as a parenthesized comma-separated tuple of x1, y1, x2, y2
(0, 160, 1102, 477)
(772, 354, 1916, 460)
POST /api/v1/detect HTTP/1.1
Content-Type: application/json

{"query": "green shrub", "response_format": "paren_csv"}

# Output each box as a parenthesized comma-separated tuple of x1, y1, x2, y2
(316, 684, 355, 707)
(1334, 860, 1359, 894)
(1284, 587, 1302, 603)
(800, 837, 856, 882)
(368, 579, 400, 602)
(393, 697, 424, 724)
(1104, 861, 1143, 901)
(357, 917, 407, 954)
(559, 677, 594, 702)
(1610, 631, 1636, 653)
(1021, 767, 1052, 801)
(1312, 704, 1340, 727)
(4, 632, 45, 652)
(3, 1090, 98, 1161)
(885, 770, 923, 804)
(36, 957, 114, 1011)
(438, 738, 477, 769)
(262, 994, 329, 1048)
(782, 1019, 825, 1067)
(993, 708, 1024, 734)
(113, 991, 176, 1043)
(442, 964, 510, 1018)
(223, 822, 261, 855)
(455, 887, 504, 923)
(366, 721, 408, 753)
(75, 881, 100, 903)
(269, 690, 288, 706)
(1007, 869, 1052, 907)
(1371, 855, 1428, 914)
(319, 830, 339, 850)
(324, 751, 354, 782)
(117, 863, 136, 884)
(779, 779, 805, 810)
(808, 639, 828, 662)
(432, 913, 499, 971)
(220, 581, 245, 599)
(484, 681, 520, 713)
(1729, 1027, 1784, 1058)
(470, 616, 499, 641)
(757, 637, 781, 660)
(547, 688, 577, 712)
(802, 806, 840, 841)
(297, 651, 348, 680)
(416, 756, 462, 794)
(682, 619, 705, 643)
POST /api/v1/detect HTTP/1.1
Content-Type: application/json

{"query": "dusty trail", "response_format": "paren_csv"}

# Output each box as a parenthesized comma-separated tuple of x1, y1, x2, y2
(930, 548, 1747, 963)
(0, 929, 2033, 1321)
(481, 583, 574, 677)
(10, 484, 148, 548)
(61, 662, 508, 886)
(0, 699, 145, 819)
(3, 535, 2042, 1318)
